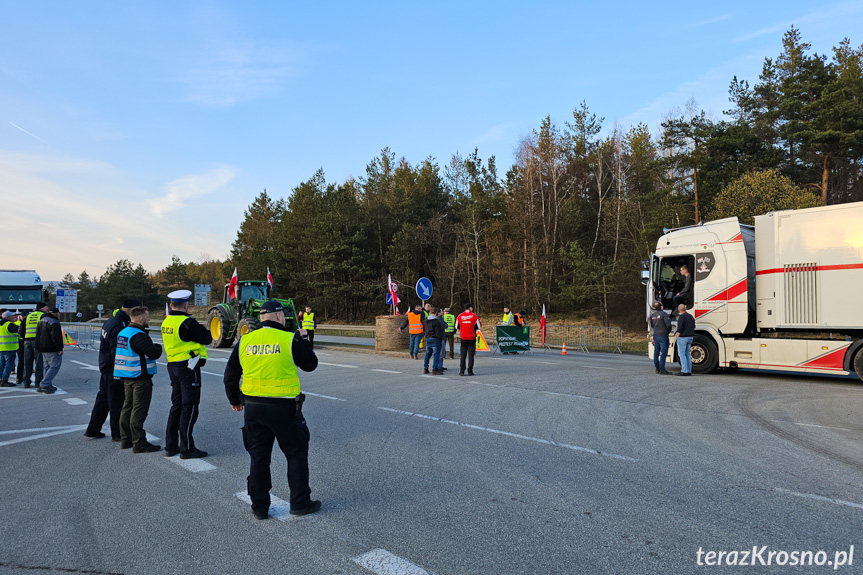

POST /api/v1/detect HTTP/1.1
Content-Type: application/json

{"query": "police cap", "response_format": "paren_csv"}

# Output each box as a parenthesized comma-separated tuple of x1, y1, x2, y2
(259, 300, 284, 314)
(167, 289, 192, 303)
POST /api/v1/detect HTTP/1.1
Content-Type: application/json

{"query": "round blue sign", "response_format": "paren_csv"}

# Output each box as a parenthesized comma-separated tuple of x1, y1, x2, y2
(415, 277, 433, 300)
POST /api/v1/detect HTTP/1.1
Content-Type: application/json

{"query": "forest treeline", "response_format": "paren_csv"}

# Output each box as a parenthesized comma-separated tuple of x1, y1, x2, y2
(59, 28, 863, 327)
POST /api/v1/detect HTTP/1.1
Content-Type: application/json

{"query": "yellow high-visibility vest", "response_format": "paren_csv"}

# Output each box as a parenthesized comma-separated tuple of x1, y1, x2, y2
(301, 312, 315, 331)
(239, 327, 300, 398)
(24, 311, 43, 340)
(501, 312, 513, 325)
(443, 313, 456, 334)
(161, 315, 209, 363)
(0, 321, 18, 351)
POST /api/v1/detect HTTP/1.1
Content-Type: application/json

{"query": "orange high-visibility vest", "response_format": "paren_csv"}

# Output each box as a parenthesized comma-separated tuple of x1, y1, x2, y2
(408, 311, 423, 334)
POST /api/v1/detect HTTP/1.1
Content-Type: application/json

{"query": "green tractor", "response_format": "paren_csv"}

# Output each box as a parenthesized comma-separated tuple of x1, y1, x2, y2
(207, 280, 298, 348)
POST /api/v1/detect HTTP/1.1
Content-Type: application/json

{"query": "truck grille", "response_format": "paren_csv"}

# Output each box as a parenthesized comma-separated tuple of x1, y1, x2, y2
(784, 262, 818, 324)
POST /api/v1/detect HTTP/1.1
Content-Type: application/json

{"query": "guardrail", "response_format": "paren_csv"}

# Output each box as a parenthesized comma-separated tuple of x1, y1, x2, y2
(315, 324, 376, 337)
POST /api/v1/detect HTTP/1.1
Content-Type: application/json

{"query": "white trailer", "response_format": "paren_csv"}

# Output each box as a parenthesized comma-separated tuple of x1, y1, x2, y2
(644, 202, 863, 380)
(0, 270, 44, 312)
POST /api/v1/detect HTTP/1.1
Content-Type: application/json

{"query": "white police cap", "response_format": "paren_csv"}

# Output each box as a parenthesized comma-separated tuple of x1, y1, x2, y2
(168, 289, 193, 303)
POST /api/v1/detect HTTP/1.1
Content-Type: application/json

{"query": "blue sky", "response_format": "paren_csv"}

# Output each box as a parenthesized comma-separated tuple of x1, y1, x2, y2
(2, 1, 862, 280)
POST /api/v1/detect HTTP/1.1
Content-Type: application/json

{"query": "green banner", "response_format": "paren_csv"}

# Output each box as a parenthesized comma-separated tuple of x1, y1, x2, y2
(496, 326, 531, 352)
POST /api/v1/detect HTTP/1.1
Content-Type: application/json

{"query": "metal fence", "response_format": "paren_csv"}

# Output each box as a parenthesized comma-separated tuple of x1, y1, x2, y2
(528, 325, 623, 353)
(60, 322, 101, 351)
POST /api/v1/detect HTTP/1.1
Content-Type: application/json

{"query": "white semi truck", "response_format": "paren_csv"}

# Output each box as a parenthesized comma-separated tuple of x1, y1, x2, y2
(0, 270, 44, 312)
(644, 202, 863, 380)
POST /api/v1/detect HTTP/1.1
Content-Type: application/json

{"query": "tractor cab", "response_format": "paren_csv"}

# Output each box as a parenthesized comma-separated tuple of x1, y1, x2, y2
(208, 279, 298, 348)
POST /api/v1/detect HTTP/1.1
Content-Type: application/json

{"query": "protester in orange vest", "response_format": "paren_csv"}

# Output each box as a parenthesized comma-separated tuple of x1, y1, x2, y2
(398, 304, 425, 359)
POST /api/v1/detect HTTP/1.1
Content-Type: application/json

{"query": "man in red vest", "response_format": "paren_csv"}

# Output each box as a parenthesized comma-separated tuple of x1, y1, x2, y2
(456, 303, 481, 376)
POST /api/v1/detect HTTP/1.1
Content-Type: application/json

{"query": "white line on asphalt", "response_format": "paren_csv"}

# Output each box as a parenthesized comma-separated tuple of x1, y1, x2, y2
(204, 357, 228, 362)
(0, 388, 19, 394)
(304, 391, 346, 401)
(353, 548, 432, 575)
(372, 369, 402, 374)
(319, 362, 358, 368)
(0, 425, 88, 447)
(235, 491, 297, 521)
(201, 370, 223, 377)
(792, 422, 853, 431)
(774, 488, 863, 511)
(166, 456, 216, 472)
(0, 393, 45, 400)
(70, 360, 99, 371)
(577, 365, 616, 370)
(63, 398, 87, 405)
(378, 407, 637, 462)
(528, 361, 561, 365)
(0, 425, 89, 435)
(419, 375, 448, 380)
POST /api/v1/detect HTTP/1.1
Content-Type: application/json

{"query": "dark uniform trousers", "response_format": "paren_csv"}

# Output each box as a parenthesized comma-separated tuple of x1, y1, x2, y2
(22, 341, 42, 386)
(242, 398, 312, 514)
(166, 361, 202, 452)
(306, 330, 314, 349)
(85, 372, 125, 438)
(459, 339, 476, 373)
(119, 379, 153, 445)
(445, 333, 455, 359)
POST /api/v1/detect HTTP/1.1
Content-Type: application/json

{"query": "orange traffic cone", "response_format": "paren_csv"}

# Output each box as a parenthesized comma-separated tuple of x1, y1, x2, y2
(561, 342, 567, 355)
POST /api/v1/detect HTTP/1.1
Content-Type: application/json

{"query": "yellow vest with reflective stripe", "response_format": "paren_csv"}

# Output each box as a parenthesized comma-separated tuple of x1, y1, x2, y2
(0, 321, 18, 351)
(301, 312, 315, 330)
(501, 312, 513, 324)
(239, 327, 300, 398)
(161, 315, 209, 362)
(25, 312, 43, 339)
(443, 313, 456, 333)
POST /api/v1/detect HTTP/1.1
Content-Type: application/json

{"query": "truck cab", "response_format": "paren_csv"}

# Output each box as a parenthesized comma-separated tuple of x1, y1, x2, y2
(0, 270, 45, 312)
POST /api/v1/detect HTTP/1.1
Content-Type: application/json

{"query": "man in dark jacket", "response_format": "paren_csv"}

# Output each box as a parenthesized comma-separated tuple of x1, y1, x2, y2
(21, 302, 50, 388)
(674, 304, 695, 376)
(84, 299, 139, 440)
(115, 306, 163, 452)
(35, 307, 63, 394)
(649, 302, 672, 375)
(422, 307, 445, 375)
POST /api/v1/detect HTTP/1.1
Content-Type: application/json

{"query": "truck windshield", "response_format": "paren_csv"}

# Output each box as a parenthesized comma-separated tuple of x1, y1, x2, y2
(0, 288, 41, 304)
(239, 284, 268, 303)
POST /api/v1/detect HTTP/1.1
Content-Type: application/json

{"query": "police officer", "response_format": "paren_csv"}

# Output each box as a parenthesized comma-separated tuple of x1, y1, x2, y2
(21, 302, 49, 388)
(162, 289, 213, 459)
(442, 307, 456, 360)
(223, 300, 321, 520)
(85, 299, 139, 440)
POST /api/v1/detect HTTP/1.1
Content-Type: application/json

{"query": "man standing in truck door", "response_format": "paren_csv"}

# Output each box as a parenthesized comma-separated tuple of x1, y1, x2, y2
(675, 304, 695, 376)
(649, 302, 672, 375)
(673, 265, 693, 309)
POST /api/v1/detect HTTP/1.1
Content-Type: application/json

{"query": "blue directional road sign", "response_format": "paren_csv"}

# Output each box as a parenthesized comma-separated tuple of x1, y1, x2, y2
(416, 277, 433, 300)
(386, 292, 399, 305)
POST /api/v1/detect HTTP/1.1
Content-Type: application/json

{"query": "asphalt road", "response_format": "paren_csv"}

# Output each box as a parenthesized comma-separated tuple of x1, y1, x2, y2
(1, 345, 861, 575)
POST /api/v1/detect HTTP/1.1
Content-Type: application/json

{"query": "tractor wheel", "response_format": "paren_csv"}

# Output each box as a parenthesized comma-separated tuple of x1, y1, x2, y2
(691, 334, 719, 374)
(237, 317, 261, 339)
(208, 308, 234, 348)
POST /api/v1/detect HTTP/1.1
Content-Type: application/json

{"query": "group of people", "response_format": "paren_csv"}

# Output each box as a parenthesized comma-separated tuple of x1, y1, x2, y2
(0, 303, 66, 393)
(78, 290, 321, 519)
(398, 302, 485, 376)
(649, 302, 696, 376)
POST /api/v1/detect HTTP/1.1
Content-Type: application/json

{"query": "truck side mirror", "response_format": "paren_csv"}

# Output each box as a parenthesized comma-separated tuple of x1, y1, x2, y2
(641, 269, 650, 285)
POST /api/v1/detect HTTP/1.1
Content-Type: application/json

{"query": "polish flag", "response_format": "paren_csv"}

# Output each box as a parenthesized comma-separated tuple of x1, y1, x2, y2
(540, 304, 547, 345)
(228, 267, 238, 301)
(267, 267, 275, 291)
(387, 273, 399, 314)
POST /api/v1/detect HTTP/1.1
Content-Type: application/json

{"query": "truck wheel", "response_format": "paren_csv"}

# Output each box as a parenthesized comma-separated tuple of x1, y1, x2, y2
(237, 317, 261, 338)
(690, 334, 719, 374)
(208, 308, 234, 348)
(853, 350, 863, 382)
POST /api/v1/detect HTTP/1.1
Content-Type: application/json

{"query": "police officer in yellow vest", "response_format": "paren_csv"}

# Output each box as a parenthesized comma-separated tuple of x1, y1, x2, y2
(21, 302, 50, 388)
(0, 310, 21, 386)
(442, 307, 457, 360)
(299, 305, 316, 349)
(162, 289, 213, 459)
(223, 300, 321, 520)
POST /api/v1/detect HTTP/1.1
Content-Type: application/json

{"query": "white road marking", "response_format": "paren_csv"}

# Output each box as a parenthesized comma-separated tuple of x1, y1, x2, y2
(204, 357, 228, 362)
(201, 370, 223, 377)
(0, 393, 46, 400)
(372, 369, 402, 374)
(0, 425, 88, 447)
(70, 360, 99, 371)
(775, 488, 863, 511)
(304, 391, 346, 401)
(168, 456, 216, 472)
(792, 422, 853, 432)
(577, 365, 616, 370)
(319, 362, 358, 369)
(528, 361, 561, 365)
(353, 549, 432, 575)
(378, 407, 637, 462)
(235, 491, 296, 521)
(419, 375, 448, 380)
(0, 425, 89, 435)
(63, 398, 87, 405)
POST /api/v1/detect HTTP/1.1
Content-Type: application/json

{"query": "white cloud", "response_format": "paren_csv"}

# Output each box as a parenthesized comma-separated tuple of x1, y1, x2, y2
(148, 168, 235, 217)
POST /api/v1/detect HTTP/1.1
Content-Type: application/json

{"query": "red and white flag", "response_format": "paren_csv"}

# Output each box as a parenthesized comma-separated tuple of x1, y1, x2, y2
(540, 303, 547, 345)
(267, 267, 275, 291)
(387, 273, 399, 313)
(228, 267, 238, 301)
